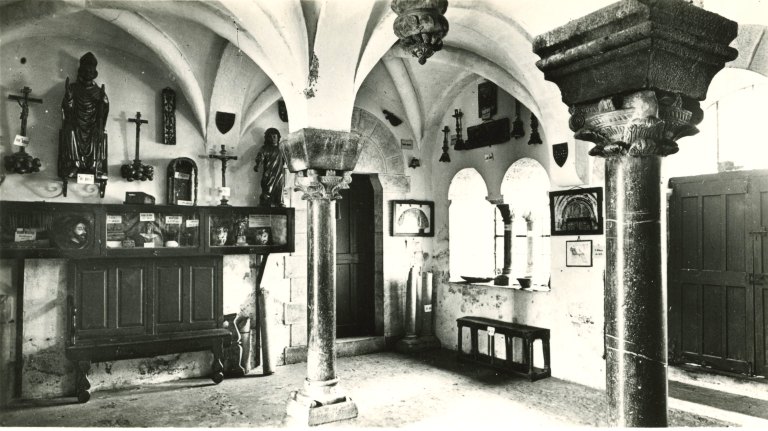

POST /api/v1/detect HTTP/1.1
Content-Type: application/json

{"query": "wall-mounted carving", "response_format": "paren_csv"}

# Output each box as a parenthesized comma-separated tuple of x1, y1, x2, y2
(162, 87, 176, 145)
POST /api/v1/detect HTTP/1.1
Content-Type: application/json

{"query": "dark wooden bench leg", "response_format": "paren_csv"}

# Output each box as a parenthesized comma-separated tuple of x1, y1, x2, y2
(75, 360, 91, 403)
(543, 334, 551, 372)
(504, 335, 513, 366)
(526, 337, 535, 381)
(211, 339, 224, 384)
(457, 325, 463, 355)
(470, 328, 479, 360)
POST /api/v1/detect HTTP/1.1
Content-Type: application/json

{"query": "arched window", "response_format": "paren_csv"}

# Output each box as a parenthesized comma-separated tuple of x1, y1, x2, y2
(499, 158, 551, 288)
(665, 68, 768, 178)
(448, 168, 494, 280)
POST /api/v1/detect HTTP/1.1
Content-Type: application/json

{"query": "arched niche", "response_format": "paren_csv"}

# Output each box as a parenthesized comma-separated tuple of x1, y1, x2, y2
(448, 168, 494, 280)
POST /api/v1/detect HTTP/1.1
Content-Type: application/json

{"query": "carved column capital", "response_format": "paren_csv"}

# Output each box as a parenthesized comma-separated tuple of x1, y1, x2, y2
(294, 169, 352, 201)
(569, 90, 702, 158)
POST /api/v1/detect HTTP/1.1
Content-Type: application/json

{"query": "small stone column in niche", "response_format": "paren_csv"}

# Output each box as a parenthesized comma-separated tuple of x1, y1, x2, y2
(534, 1, 737, 426)
(494, 204, 513, 286)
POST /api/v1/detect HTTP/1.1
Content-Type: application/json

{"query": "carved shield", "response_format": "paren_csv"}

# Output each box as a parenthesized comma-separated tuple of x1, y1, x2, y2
(553, 142, 568, 167)
(215, 111, 236, 135)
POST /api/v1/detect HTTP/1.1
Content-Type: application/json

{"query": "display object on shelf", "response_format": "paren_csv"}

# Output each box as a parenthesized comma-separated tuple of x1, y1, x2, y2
(124, 192, 155, 205)
(167, 157, 198, 206)
(59, 52, 109, 198)
(210, 145, 238, 206)
(253, 128, 286, 208)
(5, 86, 43, 174)
(120, 111, 154, 182)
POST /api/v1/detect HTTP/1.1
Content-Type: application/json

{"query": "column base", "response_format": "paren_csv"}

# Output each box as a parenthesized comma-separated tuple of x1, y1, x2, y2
(286, 379, 358, 426)
(395, 335, 441, 353)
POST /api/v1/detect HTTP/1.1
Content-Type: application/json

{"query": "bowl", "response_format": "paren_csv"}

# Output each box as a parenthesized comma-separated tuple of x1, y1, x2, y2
(516, 277, 532, 289)
(461, 275, 493, 283)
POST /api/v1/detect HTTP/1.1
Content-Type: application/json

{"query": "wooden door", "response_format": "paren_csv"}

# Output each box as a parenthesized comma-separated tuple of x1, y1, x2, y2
(747, 175, 768, 376)
(669, 171, 767, 375)
(74, 259, 149, 340)
(336, 174, 375, 338)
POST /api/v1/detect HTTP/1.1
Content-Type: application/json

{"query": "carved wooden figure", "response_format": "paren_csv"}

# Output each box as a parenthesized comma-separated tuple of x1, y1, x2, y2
(59, 52, 109, 197)
(253, 128, 286, 207)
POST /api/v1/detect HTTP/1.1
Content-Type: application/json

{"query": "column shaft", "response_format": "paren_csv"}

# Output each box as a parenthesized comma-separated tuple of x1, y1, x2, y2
(306, 197, 337, 382)
(605, 156, 666, 427)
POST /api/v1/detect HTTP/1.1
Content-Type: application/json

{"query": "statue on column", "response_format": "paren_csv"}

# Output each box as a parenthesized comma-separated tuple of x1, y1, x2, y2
(253, 128, 286, 207)
(59, 52, 109, 196)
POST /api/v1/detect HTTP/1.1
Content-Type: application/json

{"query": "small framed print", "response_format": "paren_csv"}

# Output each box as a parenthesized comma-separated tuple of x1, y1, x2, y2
(566, 240, 593, 267)
(390, 200, 434, 237)
(549, 187, 604, 236)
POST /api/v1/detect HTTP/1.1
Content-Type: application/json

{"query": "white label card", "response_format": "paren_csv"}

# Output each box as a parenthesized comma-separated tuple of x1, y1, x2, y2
(13, 135, 29, 147)
(77, 173, 95, 184)
(248, 214, 270, 228)
(165, 216, 183, 225)
(487, 326, 495, 336)
(177, 200, 193, 206)
(186, 219, 199, 228)
(140, 213, 155, 222)
(14, 229, 36, 242)
(143, 242, 155, 248)
(174, 172, 191, 180)
(106, 215, 122, 224)
(424, 304, 432, 312)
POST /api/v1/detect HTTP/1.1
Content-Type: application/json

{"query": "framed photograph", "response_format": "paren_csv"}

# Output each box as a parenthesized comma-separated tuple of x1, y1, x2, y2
(566, 240, 593, 267)
(549, 187, 603, 236)
(390, 200, 434, 237)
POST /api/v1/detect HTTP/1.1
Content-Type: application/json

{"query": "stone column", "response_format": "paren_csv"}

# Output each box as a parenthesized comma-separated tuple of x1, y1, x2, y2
(494, 204, 513, 286)
(533, 1, 737, 426)
(282, 129, 361, 426)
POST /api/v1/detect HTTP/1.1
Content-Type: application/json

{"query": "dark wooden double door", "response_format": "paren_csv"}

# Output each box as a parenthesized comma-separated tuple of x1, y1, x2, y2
(669, 170, 768, 376)
(335, 174, 375, 338)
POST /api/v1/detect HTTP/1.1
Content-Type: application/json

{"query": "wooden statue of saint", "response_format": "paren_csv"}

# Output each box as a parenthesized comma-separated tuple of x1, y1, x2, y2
(59, 52, 109, 183)
(253, 128, 286, 207)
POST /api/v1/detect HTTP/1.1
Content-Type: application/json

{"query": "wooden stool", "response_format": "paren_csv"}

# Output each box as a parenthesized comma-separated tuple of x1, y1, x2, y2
(457, 316, 551, 381)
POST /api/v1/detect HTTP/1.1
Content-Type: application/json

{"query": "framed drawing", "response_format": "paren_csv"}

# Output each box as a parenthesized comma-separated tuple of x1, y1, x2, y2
(390, 200, 434, 237)
(549, 187, 603, 236)
(167, 157, 198, 206)
(477, 80, 497, 120)
(566, 240, 593, 267)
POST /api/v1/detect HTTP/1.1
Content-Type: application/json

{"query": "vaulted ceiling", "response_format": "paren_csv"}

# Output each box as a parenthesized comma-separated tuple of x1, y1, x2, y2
(1, 0, 762, 147)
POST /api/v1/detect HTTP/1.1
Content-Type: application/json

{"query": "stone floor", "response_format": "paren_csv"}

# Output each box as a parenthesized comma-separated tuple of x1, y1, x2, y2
(0, 349, 745, 427)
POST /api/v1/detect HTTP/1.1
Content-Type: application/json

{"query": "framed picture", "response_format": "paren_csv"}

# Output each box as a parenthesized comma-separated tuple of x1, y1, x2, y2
(477, 80, 497, 120)
(566, 240, 593, 267)
(390, 200, 434, 237)
(549, 187, 603, 236)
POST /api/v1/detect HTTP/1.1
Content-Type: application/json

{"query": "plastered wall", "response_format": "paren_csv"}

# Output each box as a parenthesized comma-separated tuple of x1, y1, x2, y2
(426, 79, 608, 389)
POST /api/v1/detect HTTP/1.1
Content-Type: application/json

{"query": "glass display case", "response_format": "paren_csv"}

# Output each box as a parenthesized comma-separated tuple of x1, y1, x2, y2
(206, 207, 293, 254)
(103, 205, 201, 256)
(0, 201, 294, 258)
(0, 202, 100, 258)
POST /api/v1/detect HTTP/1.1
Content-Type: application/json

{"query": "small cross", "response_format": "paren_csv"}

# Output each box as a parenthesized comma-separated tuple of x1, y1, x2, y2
(209, 145, 238, 205)
(8, 86, 43, 136)
(128, 112, 148, 161)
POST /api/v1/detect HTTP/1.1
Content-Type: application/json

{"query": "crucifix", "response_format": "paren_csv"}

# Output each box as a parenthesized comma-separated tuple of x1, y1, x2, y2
(452, 108, 464, 147)
(4, 87, 43, 174)
(121, 112, 154, 181)
(209, 145, 238, 206)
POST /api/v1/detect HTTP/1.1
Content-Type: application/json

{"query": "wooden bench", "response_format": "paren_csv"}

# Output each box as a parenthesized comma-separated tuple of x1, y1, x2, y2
(457, 316, 551, 381)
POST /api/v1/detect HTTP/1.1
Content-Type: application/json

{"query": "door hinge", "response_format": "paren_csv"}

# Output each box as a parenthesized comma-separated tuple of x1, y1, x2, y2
(749, 226, 768, 236)
(747, 273, 766, 285)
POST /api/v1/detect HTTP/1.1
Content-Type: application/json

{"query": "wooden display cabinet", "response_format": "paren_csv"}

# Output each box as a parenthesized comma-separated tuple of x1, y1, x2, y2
(66, 256, 228, 402)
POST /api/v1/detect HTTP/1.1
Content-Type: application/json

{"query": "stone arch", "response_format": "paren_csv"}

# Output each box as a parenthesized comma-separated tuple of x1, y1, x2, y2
(350, 108, 405, 175)
(729, 25, 768, 78)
